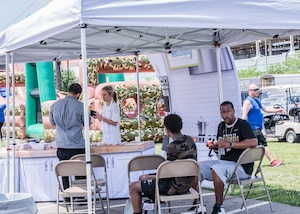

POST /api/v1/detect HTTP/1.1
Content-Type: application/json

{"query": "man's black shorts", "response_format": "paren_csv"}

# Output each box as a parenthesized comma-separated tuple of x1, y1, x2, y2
(141, 179, 171, 201)
(253, 128, 268, 147)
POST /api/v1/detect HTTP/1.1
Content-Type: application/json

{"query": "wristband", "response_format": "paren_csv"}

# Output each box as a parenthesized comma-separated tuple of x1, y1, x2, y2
(229, 142, 233, 149)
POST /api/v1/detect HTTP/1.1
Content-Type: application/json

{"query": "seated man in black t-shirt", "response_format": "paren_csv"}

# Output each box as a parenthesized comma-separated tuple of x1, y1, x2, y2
(200, 101, 257, 214)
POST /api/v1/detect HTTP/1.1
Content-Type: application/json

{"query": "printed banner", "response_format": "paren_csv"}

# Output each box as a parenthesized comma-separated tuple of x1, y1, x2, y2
(166, 50, 200, 70)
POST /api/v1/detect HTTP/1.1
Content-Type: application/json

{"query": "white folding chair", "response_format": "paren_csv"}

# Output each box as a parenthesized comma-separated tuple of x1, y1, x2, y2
(127, 154, 166, 184)
(71, 154, 110, 214)
(223, 146, 274, 214)
(155, 159, 205, 214)
(54, 160, 97, 214)
(126, 154, 165, 213)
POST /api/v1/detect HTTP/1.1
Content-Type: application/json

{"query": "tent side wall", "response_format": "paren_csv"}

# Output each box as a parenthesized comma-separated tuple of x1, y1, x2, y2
(149, 47, 241, 138)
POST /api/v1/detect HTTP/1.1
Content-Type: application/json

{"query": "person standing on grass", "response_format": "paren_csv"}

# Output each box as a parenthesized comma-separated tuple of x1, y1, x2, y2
(242, 84, 284, 167)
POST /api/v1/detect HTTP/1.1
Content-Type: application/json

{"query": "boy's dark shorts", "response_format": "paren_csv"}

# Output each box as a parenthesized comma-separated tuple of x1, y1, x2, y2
(253, 128, 267, 147)
(141, 179, 171, 201)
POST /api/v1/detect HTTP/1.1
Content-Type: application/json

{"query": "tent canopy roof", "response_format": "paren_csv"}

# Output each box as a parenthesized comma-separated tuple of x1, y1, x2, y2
(1, 0, 300, 63)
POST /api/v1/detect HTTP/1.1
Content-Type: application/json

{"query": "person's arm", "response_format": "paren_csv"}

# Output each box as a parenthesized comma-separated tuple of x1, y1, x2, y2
(241, 99, 251, 120)
(218, 120, 258, 149)
(218, 138, 257, 150)
(139, 174, 156, 181)
(166, 142, 176, 161)
(0, 104, 6, 110)
(49, 108, 56, 126)
(261, 104, 284, 113)
(98, 115, 118, 126)
(94, 102, 120, 126)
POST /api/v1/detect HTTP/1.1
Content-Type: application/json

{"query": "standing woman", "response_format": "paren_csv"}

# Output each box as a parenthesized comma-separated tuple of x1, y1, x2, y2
(94, 85, 121, 145)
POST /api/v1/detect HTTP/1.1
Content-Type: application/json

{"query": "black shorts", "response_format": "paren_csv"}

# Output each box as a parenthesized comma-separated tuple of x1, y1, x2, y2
(56, 148, 85, 160)
(141, 179, 171, 201)
(253, 128, 268, 147)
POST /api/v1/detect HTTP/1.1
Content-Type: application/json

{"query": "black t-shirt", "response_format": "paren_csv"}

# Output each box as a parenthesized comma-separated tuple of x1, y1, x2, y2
(217, 118, 256, 175)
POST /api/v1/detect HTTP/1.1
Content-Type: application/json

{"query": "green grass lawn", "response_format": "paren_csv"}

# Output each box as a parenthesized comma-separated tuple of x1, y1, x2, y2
(257, 141, 300, 207)
(155, 141, 300, 207)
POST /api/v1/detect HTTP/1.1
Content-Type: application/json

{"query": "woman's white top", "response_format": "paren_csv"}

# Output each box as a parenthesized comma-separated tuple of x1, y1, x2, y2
(101, 100, 121, 144)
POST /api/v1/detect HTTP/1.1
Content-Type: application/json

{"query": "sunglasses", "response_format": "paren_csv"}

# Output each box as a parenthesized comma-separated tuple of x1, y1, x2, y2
(250, 88, 260, 91)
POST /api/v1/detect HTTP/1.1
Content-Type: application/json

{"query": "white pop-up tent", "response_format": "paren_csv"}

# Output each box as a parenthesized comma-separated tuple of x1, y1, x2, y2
(1, 0, 300, 212)
(1, 0, 300, 62)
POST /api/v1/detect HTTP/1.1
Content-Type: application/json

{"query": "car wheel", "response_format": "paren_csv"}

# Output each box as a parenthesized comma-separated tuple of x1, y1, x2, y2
(286, 130, 297, 143)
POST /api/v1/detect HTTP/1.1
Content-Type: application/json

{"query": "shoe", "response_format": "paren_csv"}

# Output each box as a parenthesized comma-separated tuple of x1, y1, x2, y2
(74, 197, 87, 206)
(183, 205, 206, 214)
(211, 204, 225, 214)
(271, 159, 284, 167)
(64, 197, 70, 203)
(74, 197, 86, 202)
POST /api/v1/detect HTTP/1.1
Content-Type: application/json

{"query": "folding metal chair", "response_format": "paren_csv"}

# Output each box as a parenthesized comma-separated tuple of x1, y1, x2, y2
(155, 159, 205, 214)
(126, 154, 165, 213)
(223, 146, 274, 214)
(127, 154, 166, 184)
(71, 154, 110, 214)
(54, 160, 97, 214)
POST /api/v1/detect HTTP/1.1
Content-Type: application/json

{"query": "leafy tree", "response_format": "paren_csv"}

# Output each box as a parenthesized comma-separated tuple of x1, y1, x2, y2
(238, 66, 261, 78)
(267, 63, 285, 74)
(61, 69, 76, 92)
(238, 50, 300, 78)
(282, 51, 300, 73)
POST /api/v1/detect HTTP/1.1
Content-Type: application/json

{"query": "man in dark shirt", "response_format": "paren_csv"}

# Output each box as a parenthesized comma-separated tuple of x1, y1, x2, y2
(200, 101, 257, 214)
(128, 114, 197, 214)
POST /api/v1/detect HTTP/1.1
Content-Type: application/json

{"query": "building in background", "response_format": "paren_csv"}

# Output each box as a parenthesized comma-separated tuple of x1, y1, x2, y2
(231, 35, 299, 60)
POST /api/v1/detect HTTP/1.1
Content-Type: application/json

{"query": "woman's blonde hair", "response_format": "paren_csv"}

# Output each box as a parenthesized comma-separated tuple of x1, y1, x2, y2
(102, 85, 118, 102)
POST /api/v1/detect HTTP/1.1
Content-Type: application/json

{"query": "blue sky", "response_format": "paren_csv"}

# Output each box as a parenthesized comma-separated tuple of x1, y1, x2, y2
(0, 0, 50, 31)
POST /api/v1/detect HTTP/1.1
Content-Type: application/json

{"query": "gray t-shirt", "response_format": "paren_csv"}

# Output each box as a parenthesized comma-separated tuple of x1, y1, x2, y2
(49, 96, 89, 149)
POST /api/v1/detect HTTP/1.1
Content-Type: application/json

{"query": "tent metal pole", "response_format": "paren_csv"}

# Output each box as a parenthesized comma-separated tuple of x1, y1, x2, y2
(216, 45, 223, 104)
(80, 23, 93, 214)
(265, 38, 268, 75)
(11, 52, 16, 193)
(135, 54, 141, 140)
(5, 52, 11, 192)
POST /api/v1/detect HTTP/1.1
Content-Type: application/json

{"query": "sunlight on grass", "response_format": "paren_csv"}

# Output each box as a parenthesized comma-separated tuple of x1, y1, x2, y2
(261, 142, 300, 206)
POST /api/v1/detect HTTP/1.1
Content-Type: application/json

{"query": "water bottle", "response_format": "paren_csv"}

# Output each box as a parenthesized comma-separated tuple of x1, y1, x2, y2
(218, 136, 225, 159)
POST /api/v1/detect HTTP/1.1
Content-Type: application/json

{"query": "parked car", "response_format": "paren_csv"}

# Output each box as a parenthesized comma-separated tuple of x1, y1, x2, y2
(263, 113, 300, 143)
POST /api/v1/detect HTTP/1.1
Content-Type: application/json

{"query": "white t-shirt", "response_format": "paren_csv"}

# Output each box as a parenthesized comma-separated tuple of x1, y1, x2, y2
(101, 100, 121, 144)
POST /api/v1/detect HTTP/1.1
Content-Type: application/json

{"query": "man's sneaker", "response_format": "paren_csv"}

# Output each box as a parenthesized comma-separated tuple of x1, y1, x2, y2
(271, 159, 284, 167)
(182, 205, 206, 214)
(64, 197, 70, 203)
(211, 204, 225, 214)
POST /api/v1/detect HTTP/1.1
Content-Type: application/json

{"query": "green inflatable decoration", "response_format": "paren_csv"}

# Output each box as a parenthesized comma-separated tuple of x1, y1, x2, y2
(36, 62, 56, 102)
(98, 73, 106, 84)
(25, 62, 56, 139)
(108, 73, 124, 82)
